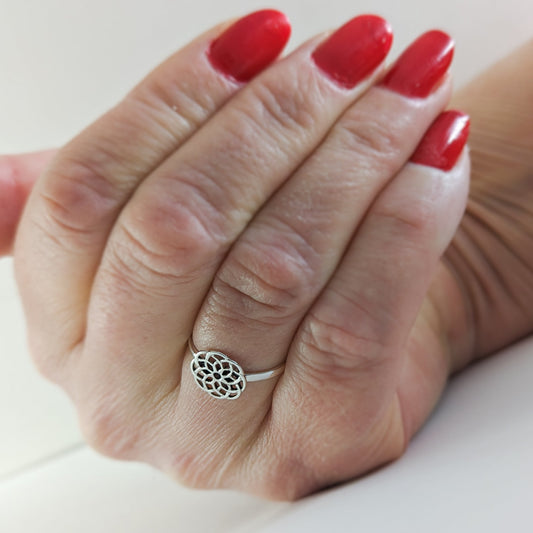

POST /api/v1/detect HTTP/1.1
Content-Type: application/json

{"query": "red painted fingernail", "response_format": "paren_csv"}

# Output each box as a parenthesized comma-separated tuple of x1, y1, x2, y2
(312, 15, 393, 89)
(381, 30, 454, 98)
(208, 10, 291, 83)
(410, 111, 470, 170)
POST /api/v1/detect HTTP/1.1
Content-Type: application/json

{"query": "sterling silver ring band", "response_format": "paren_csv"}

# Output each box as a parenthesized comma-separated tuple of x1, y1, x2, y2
(189, 338, 285, 400)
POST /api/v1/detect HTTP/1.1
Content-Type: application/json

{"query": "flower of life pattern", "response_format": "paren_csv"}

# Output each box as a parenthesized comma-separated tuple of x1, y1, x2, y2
(190, 350, 246, 399)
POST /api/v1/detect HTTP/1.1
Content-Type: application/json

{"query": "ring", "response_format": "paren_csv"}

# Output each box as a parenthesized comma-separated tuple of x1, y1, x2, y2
(189, 338, 285, 400)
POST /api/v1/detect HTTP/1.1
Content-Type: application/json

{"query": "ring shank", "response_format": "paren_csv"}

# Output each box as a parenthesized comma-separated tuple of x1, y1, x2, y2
(245, 365, 285, 382)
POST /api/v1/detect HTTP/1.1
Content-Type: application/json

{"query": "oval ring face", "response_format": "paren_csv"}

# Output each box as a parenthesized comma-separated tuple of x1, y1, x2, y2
(190, 350, 246, 399)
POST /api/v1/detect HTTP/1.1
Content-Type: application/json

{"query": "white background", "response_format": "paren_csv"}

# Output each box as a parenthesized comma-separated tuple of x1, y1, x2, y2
(1, 1, 532, 531)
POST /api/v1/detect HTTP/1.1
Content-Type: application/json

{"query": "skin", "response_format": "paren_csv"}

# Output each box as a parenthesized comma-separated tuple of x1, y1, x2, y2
(0, 24, 531, 500)
(443, 38, 533, 368)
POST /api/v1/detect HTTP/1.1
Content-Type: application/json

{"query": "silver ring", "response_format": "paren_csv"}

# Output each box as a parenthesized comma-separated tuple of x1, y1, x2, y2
(189, 338, 285, 400)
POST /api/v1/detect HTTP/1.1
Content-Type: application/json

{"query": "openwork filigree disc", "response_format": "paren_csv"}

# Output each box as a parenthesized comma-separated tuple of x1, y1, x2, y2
(190, 350, 246, 400)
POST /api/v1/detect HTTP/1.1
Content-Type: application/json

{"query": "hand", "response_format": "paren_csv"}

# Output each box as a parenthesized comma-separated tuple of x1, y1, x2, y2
(6, 11, 469, 500)
(436, 38, 533, 371)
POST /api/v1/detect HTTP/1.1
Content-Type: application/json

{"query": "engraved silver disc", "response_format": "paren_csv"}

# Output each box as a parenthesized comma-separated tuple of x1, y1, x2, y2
(190, 350, 246, 400)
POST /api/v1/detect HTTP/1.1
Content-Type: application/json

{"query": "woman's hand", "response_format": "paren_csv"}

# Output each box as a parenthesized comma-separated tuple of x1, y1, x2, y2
(5, 11, 470, 499)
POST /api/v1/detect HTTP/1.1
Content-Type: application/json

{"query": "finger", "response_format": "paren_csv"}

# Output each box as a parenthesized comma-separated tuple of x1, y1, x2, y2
(276, 111, 470, 495)
(77, 15, 394, 441)
(15, 10, 291, 374)
(191, 31, 454, 387)
(0, 149, 56, 255)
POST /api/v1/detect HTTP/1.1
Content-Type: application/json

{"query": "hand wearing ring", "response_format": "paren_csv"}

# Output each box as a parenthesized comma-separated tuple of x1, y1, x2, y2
(13, 10, 470, 500)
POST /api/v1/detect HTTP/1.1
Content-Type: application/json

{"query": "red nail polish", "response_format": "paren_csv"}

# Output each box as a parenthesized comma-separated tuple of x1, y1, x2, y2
(381, 30, 454, 98)
(410, 111, 470, 170)
(208, 10, 291, 83)
(312, 15, 393, 89)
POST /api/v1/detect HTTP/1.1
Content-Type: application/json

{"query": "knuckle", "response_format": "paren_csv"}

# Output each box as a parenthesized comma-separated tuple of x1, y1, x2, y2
(210, 236, 317, 325)
(299, 306, 388, 381)
(129, 76, 210, 138)
(253, 452, 313, 501)
(26, 332, 76, 386)
(168, 433, 316, 499)
(171, 450, 312, 500)
(338, 110, 403, 164)
(38, 157, 119, 243)
(259, 478, 305, 502)
(247, 74, 318, 136)
(29, 349, 62, 384)
(374, 196, 435, 240)
(107, 198, 222, 293)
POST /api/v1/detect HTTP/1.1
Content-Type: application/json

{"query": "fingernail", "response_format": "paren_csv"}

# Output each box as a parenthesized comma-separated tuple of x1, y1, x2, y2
(381, 30, 454, 98)
(410, 111, 470, 170)
(312, 15, 393, 89)
(208, 10, 291, 83)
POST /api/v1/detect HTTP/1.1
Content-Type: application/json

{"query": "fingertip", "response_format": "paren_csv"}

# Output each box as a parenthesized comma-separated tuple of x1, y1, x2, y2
(311, 14, 393, 89)
(208, 9, 292, 83)
(0, 149, 55, 257)
(0, 158, 25, 256)
(380, 29, 454, 99)
(410, 110, 470, 171)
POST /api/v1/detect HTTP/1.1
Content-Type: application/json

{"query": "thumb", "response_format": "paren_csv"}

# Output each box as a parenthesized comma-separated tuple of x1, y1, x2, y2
(0, 148, 57, 256)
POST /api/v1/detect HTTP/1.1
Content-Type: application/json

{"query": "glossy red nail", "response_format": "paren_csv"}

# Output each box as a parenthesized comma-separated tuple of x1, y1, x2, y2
(381, 30, 454, 98)
(312, 15, 393, 89)
(208, 10, 291, 83)
(410, 111, 470, 170)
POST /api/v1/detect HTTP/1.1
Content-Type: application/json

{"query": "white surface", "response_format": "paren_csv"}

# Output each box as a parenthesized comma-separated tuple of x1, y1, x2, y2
(0, 0, 532, 531)
(0, 447, 289, 533)
(0, 260, 82, 477)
